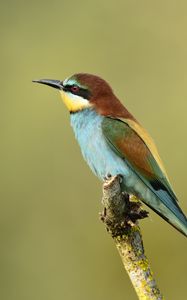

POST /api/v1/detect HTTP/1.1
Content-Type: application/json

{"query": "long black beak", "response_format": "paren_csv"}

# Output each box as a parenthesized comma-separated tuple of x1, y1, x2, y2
(32, 79, 63, 90)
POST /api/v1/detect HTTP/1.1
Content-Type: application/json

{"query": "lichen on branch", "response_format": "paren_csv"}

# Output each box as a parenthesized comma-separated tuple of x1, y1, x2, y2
(100, 175, 164, 300)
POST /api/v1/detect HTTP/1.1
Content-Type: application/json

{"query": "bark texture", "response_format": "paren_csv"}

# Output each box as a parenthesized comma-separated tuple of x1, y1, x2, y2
(101, 175, 164, 300)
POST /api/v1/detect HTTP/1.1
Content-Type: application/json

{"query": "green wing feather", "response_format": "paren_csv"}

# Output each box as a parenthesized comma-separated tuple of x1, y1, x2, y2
(101, 116, 187, 235)
(101, 117, 174, 195)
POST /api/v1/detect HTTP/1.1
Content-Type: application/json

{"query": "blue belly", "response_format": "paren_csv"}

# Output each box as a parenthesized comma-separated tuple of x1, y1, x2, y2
(70, 109, 131, 181)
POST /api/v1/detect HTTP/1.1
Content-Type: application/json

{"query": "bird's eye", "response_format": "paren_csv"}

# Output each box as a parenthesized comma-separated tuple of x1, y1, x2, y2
(70, 85, 79, 93)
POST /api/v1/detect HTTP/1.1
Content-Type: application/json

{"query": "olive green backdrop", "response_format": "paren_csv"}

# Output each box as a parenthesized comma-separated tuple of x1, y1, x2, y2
(1, 1, 187, 299)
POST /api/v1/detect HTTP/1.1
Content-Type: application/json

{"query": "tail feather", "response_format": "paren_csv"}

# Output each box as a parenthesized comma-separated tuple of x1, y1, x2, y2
(132, 171, 187, 236)
(142, 192, 187, 237)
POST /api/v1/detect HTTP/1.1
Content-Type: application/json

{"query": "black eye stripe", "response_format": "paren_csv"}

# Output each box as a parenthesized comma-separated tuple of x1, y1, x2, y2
(63, 84, 76, 92)
(63, 84, 91, 100)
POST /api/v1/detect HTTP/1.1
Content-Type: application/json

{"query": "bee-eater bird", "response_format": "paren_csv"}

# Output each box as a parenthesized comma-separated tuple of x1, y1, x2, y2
(33, 73, 187, 236)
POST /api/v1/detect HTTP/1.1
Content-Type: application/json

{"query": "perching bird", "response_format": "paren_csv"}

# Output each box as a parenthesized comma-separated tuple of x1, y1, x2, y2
(33, 73, 187, 236)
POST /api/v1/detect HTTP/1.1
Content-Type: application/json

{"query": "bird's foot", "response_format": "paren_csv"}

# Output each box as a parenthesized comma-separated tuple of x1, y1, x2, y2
(103, 173, 112, 181)
(103, 173, 123, 183)
(101, 175, 148, 237)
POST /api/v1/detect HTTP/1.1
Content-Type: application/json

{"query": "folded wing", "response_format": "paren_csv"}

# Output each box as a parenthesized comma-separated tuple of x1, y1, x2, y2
(102, 116, 187, 236)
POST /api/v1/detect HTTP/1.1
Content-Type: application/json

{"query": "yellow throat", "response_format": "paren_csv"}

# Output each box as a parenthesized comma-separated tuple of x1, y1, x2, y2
(60, 90, 92, 112)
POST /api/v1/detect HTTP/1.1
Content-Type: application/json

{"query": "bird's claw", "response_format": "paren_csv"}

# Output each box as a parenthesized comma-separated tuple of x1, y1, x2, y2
(103, 173, 112, 181)
(104, 173, 123, 183)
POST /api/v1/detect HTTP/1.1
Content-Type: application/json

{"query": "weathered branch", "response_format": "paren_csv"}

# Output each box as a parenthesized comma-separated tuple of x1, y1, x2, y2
(100, 175, 164, 300)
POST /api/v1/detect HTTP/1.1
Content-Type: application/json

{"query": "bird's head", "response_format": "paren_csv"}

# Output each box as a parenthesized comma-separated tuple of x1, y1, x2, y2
(33, 73, 133, 118)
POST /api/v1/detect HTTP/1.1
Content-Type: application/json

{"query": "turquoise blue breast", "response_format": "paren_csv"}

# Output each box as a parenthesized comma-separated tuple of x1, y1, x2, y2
(70, 109, 130, 180)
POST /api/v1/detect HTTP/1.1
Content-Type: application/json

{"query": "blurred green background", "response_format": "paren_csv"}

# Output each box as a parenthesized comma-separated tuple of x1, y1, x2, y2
(1, 1, 187, 299)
